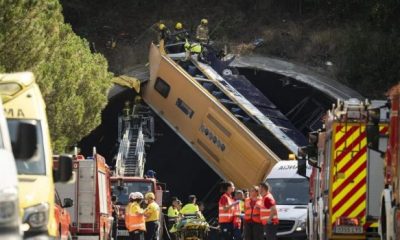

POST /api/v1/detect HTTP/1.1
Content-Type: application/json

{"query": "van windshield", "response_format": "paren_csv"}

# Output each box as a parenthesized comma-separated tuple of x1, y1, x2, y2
(7, 119, 46, 175)
(111, 181, 154, 205)
(266, 178, 309, 205)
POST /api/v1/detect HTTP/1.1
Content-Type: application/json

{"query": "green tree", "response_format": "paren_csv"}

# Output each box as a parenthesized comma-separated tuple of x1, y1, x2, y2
(0, 0, 112, 152)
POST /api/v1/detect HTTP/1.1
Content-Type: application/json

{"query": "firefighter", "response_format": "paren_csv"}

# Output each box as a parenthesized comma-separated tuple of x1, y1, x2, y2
(158, 23, 171, 43)
(184, 39, 202, 59)
(259, 182, 279, 240)
(180, 195, 200, 216)
(196, 18, 209, 44)
(243, 186, 264, 240)
(219, 181, 240, 240)
(125, 192, 146, 240)
(172, 22, 189, 42)
(144, 192, 160, 240)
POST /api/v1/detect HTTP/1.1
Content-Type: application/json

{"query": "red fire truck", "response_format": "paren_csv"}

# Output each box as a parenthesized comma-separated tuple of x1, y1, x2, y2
(303, 98, 389, 240)
(367, 84, 400, 240)
(56, 151, 114, 239)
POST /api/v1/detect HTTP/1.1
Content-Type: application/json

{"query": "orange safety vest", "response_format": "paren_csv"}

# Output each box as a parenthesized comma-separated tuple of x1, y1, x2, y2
(219, 193, 234, 223)
(125, 203, 146, 232)
(260, 193, 279, 225)
(244, 197, 262, 223)
(233, 202, 242, 228)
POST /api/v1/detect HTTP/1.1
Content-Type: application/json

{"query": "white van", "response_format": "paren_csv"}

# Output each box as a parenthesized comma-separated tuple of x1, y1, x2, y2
(266, 160, 311, 240)
(0, 98, 20, 238)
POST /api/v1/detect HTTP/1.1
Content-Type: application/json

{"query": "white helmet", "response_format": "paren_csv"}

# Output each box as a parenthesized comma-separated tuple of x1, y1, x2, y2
(129, 192, 144, 200)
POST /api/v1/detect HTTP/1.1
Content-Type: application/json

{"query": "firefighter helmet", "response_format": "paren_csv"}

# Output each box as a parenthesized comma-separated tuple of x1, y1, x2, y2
(175, 22, 183, 30)
(201, 19, 208, 25)
(159, 23, 166, 30)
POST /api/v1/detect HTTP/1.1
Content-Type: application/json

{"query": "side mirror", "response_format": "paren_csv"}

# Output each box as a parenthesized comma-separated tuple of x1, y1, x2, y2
(54, 155, 73, 183)
(366, 122, 380, 151)
(297, 157, 308, 178)
(63, 198, 73, 208)
(13, 122, 37, 160)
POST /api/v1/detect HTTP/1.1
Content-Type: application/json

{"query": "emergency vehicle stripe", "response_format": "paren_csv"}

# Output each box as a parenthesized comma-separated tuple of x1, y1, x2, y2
(332, 178, 366, 212)
(334, 126, 359, 149)
(331, 124, 389, 227)
(332, 161, 367, 197)
(334, 131, 366, 164)
(331, 124, 368, 226)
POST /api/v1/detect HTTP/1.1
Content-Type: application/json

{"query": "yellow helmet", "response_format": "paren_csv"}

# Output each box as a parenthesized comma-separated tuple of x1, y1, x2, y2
(201, 19, 208, 25)
(159, 23, 166, 30)
(145, 192, 155, 200)
(175, 22, 183, 30)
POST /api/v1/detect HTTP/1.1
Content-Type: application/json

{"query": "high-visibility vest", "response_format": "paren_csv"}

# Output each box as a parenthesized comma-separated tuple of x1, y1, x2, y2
(125, 202, 146, 232)
(244, 197, 262, 223)
(260, 193, 279, 225)
(180, 203, 199, 215)
(218, 193, 234, 223)
(233, 202, 242, 228)
(184, 40, 202, 54)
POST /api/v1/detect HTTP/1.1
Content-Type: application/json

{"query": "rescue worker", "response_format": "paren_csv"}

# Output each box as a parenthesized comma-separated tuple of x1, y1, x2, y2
(172, 22, 189, 42)
(167, 197, 181, 239)
(112, 195, 120, 240)
(233, 190, 245, 239)
(158, 23, 171, 43)
(125, 192, 146, 240)
(144, 192, 160, 240)
(180, 195, 200, 216)
(196, 18, 209, 44)
(243, 186, 264, 240)
(184, 39, 202, 60)
(259, 182, 279, 240)
(197, 201, 206, 220)
(219, 181, 240, 240)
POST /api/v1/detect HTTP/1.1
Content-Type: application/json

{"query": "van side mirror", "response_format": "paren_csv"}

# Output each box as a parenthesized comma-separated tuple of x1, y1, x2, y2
(54, 155, 73, 183)
(297, 157, 307, 178)
(366, 109, 380, 151)
(13, 122, 37, 160)
(63, 198, 73, 208)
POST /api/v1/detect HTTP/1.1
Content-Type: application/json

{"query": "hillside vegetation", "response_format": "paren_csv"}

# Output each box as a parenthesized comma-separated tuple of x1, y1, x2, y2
(0, 0, 112, 152)
(61, 0, 400, 97)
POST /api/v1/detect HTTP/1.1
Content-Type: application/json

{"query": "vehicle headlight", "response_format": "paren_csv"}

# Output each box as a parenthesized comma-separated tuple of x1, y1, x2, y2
(23, 203, 49, 229)
(0, 187, 18, 223)
(296, 220, 306, 232)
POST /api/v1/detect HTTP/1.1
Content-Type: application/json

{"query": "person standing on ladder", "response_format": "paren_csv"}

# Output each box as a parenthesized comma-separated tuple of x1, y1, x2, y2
(144, 192, 160, 240)
(219, 181, 240, 240)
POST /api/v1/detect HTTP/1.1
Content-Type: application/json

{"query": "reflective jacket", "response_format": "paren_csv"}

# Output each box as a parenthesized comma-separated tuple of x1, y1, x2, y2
(196, 24, 209, 43)
(244, 197, 262, 223)
(233, 202, 242, 228)
(260, 193, 279, 225)
(218, 193, 234, 223)
(125, 202, 146, 232)
(180, 203, 199, 216)
(184, 40, 202, 54)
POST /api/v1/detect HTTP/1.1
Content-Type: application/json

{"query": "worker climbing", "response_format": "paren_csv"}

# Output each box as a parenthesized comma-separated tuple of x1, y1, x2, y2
(196, 18, 209, 44)
(172, 22, 189, 42)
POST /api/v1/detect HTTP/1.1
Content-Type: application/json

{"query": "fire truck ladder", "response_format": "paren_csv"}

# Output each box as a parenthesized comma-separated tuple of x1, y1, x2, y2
(115, 103, 154, 177)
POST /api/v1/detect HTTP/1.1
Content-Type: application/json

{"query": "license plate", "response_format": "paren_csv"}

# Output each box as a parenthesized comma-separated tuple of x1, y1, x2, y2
(117, 230, 129, 236)
(334, 226, 364, 234)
